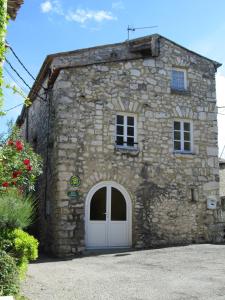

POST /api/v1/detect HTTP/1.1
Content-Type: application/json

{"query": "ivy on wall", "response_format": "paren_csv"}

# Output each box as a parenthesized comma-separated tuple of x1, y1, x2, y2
(0, 0, 8, 115)
(0, 0, 31, 116)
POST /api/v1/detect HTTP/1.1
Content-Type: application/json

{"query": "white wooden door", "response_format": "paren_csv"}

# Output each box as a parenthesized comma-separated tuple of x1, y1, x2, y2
(86, 182, 132, 249)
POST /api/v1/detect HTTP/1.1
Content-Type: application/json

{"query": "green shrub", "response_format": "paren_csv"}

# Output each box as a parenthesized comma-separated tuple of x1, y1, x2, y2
(0, 250, 20, 296)
(0, 228, 39, 279)
(0, 189, 36, 230)
(10, 228, 39, 278)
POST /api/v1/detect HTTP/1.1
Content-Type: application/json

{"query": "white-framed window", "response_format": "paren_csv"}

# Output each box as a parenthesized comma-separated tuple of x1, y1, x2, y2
(171, 68, 187, 91)
(115, 113, 137, 149)
(173, 120, 193, 153)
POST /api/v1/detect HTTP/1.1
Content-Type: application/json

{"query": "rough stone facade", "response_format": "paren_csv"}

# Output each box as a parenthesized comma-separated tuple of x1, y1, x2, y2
(219, 160, 225, 197)
(18, 34, 225, 257)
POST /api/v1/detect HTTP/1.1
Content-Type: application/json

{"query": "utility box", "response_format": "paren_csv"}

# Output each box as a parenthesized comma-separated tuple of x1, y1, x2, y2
(207, 197, 217, 210)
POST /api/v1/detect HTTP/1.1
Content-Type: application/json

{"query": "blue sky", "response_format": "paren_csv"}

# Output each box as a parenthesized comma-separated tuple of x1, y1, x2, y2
(2, 0, 225, 155)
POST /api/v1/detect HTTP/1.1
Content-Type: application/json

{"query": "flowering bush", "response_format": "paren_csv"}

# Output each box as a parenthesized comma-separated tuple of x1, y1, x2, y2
(0, 126, 42, 192)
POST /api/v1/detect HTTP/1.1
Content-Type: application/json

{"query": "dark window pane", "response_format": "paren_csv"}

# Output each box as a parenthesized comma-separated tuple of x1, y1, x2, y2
(174, 131, 181, 140)
(184, 122, 190, 131)
(127, 137, 134, 147)
(174, 141, 181, 150)
(90, 187, 106, 220)
(184, 131, 190, 141)
(117, 125, 124, 135)
(127, 126, 134, 136)
(127, 116, 134, 126)
(184, 142, 191, 151)
(116, 136, 124, 146)
(117, 115, 124, 125)
(111, 187, 126, 221)
(174, 121, 180, 130)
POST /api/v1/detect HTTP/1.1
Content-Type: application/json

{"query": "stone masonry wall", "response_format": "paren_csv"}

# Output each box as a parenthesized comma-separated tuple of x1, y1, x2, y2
(22, 36, 225, 256)
(219, 163, 225, 197)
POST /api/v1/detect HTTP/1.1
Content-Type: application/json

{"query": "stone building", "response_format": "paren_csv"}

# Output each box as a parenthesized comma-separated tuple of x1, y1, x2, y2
(18, 34, 225, 257)
(219, 159, 225, 197)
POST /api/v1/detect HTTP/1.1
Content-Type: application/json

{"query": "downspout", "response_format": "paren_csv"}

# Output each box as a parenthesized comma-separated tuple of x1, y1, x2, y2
(25, 107, 29, 141)
(44, 87, 51, 218)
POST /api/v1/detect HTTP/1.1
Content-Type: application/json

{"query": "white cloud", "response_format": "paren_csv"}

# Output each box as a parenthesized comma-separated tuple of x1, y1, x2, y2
(216, 73, 225, 158)
(40, 1, 117, 24)
(112, 1, 124, 10)
(40, 1, 53, 13)
(66, 9, 117, 23)
(41, 0, 64, 15)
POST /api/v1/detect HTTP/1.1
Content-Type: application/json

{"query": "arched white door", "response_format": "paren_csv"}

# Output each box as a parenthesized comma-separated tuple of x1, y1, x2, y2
(85, 181, 132, 249)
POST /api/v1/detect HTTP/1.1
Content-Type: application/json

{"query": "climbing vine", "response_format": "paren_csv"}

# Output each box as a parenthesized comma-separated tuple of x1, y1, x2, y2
(0, 0, 31, 116)
(0, 0, 7, 115)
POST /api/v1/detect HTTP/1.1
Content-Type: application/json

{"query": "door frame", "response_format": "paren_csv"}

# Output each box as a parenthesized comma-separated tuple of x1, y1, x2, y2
(85, 181, 132, 249)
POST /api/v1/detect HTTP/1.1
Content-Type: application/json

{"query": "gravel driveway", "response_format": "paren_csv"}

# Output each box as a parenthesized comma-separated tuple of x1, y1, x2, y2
(22, 244, 225, 300)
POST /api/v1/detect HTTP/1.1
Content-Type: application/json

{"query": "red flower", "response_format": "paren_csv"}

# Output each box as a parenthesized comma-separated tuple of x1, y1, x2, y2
(26, 165, 32, 171)
(23, 159, 30, 165)
(12, 170, 22, 178)
(7, 139, 14, 146)
(2, 182, 9, 187)
(15, 140, 23, 151)
(12, 171, 18, 178)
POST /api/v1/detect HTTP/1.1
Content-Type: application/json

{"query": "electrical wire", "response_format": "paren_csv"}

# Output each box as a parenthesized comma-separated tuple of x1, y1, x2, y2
(5, 58, 32, 90)
(4, 66, 29, 95)
(4, 59, 47, 102)
(6, 41, 36, 81)
(220, 144, 225, 158)
(4, 103, 23, 112)
(6, 41, 47, 91)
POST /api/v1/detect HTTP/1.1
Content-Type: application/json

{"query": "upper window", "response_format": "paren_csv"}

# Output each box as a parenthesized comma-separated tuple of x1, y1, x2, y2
(115, 114, 137, 149)
(171, 68, 187, 91)
(174, 120, 192, 153)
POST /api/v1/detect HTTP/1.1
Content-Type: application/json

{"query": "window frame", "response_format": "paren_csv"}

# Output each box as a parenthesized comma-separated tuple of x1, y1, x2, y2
(173, 120, 193, 154)
(171, 67, 187, 91)
(115, 112, 138, 150)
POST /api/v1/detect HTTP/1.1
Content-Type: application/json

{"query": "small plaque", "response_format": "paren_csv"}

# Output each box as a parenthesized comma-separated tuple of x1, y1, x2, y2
(207, 198, 217, 210)
(70, 176, 81, 187)
(67, 191, 79, 199)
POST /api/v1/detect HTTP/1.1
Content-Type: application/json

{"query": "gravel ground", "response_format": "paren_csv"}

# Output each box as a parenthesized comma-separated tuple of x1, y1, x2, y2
(22, 244, 225, 300)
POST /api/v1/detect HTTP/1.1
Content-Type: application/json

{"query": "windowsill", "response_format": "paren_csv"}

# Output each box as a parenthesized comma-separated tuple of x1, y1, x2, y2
(173, 151, 195, 157)
(170, 88, 191, 96)
(115, 145, 139, 155)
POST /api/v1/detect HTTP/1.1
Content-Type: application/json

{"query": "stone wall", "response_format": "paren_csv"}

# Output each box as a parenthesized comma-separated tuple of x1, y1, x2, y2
(21, 36, 225, 256)
(219, 162, 225, 197)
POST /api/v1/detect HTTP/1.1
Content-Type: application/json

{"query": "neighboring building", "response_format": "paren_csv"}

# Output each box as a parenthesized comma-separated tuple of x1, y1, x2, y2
(7, 0, 24, 20)
(18, 34, 225, 257)
(219, 159, 225, 197)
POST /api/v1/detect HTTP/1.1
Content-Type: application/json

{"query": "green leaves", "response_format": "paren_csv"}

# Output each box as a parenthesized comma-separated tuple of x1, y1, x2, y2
(0, 0, 7, 113)
(0, 189, 36, 230)
(0, 126, 43, 192)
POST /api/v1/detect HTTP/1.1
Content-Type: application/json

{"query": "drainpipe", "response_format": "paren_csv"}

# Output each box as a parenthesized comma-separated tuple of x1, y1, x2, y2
(44, 88, 51, 218)
(25, 107, 29, 141)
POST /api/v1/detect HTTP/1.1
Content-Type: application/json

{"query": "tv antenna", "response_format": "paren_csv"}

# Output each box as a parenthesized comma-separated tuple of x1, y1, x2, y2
(127, 25, 158, 40)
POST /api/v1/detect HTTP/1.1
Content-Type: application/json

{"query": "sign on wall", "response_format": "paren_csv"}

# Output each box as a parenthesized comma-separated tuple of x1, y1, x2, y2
(70, 175, 81, 187)
(67, 190, 79, 199)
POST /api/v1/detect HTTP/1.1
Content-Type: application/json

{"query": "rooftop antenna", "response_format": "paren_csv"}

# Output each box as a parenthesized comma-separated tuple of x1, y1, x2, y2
(127, 25, 158, 40)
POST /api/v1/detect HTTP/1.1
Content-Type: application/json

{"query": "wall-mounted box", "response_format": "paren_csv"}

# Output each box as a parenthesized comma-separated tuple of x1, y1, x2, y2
(207, 197, 217, 210)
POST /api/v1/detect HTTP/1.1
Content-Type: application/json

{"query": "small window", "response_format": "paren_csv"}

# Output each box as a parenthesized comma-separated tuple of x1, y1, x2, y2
(173, 120, 192, 153)
(115, 114, 137, 149)
(171, 68, 187, 91)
